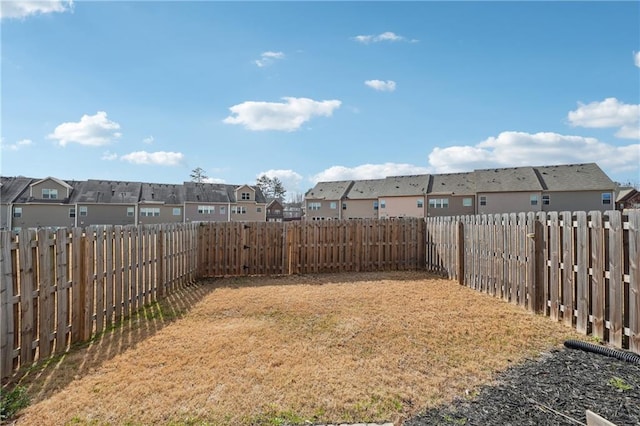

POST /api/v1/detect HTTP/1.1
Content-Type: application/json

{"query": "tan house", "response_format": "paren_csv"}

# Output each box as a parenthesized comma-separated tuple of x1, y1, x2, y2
(535, 163, 616, 212)
(426, 173, 476, 217)
(138, 182, 185, 225)
(342, 179, 386, 219)
(71, 180, 142, 227)
(231, 184, 267, 222)
(474, 167, 543, 215)
(304, 180, 354, 220)
(377, 175, 430, 219)
(0, 176, 32, 230)
(183, 182, 266, 223)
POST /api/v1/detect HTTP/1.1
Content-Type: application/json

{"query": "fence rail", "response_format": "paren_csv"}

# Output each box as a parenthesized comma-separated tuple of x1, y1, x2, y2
(425, 210, 640, 354)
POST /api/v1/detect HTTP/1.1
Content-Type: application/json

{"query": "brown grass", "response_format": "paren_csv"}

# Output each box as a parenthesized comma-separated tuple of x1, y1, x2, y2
(9, 271, 583, 425)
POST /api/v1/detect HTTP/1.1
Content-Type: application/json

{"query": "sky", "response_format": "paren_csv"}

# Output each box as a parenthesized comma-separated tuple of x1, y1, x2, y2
(1, 1, 639, 199)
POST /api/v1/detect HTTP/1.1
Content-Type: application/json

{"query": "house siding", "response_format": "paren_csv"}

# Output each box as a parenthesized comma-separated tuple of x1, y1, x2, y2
(426, 195, 475, 217)
(184, 202, 230, 223)
(477, 192, 543, 215)
(542, 190, 614, 212)
(11, 204, 76, 229)
(30, 179, 70, 200)
(76, 204, 137, 227)
(343, 199, 377, 219)
(379, 196, 426, 219)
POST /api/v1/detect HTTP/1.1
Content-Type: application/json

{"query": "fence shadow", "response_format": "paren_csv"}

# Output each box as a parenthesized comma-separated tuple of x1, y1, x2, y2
(3, 281, 214, 404)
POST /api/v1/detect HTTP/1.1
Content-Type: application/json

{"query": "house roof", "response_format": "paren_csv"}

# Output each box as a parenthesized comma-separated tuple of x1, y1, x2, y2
(616, 188, 639, 203)
(474, 167, 542, 193)
(346, 179, 387, 199)
(140, 182, 185, 204)
(184, 182, 231, 203)
(0, 176, 34, 203)
(380, 175, 430, 196)
(70, 180, 142, 204)
(305, 180, 354, 200)
(31, 176, 73, 190)
(535, 163, 615, 191)
(428, 173, 475, 195)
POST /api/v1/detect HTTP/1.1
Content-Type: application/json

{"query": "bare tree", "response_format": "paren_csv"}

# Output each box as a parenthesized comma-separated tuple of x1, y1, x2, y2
(256, 174, 287, 200)
(190, 167, 208, 183)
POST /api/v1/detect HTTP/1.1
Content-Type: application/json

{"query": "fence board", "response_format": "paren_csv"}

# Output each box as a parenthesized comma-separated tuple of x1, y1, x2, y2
(629, 210, 640, 353)
(1, 232, 15, 377)
(55, 229, 70, 353)
(575, 212, 589, 334)
(590, 211, 605, 340)
(561, 211, 574, 326)
(607, 211, 623, 347)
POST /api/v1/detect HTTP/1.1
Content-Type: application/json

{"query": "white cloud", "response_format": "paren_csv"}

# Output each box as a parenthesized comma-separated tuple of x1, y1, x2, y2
(101, 151, 118, 161)
(1, 138, 32, 151)
(634, 51, 640, 68)
(48, 111, 121, 146)
(353, 31, 414, 44)
(311, 163, 430, 184)
(223, 97, 341, 131)
(567, 98, 639, 139)
(427, 131, 640, 174)
(0, 0, 73, 19)
(120, 151, 185, 166)
(203, 177, 225, 184)
(142, 135, 154, 144)
(364, 79, 396, 92)
(255, 51, 285, 67)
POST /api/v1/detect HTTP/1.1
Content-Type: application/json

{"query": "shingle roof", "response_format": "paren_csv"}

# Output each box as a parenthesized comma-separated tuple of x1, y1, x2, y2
(305, 180, 354, 200)
(474, 167, 542, 192)
(346, 179, 387, 199)
(380, 175, 430, 196)
(184, 182, 231, 203)
(534, 163, 615, 191)
(70, 180, 142, 204)
(428, 172, 475, 195)
(0, 176, 33, 203)
(140, 182, 185, 204)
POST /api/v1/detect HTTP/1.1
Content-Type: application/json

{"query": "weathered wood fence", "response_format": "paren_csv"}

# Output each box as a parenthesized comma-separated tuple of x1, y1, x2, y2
(0, 224, 199, 380)
(198, 218, 426, 276)
(425, 210, 640, 354)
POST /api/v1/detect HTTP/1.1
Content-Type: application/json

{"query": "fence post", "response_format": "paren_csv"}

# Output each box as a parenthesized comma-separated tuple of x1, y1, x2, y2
(629, 210, 640, 354)
(157, 228, 164, 298)
(457, 220, 464, 285)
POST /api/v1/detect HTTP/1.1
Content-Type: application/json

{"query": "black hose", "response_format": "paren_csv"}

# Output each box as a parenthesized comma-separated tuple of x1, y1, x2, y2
(564, 339, 640, 365)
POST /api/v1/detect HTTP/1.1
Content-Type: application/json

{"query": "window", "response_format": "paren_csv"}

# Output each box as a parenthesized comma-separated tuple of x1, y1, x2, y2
(13, 207, 22, 218)
(79, 206, 88, 216)
(330, 202, 337, 209)
(380, 199, 386, 209)
(220, 206, 226, 215)
(232, 206, 246, 214)
(257, 207, 262, 213)
(198, 205, 214, 214)
(172, 207, 181, 216)
(463, 197, 473, 207)
(241, 192, 251, 200)
(602, 192, 611, 205)
(42, 188, 58, 199)
(530, 195, 538, 206)
(69, 208, 76, 218)
(342, 202, 347, 210)
(479, 196, 487, 206)
(140, 207, 160, 217)
(308, 202, 321, 211)
(428, 198, 449, 208)
(127, 207, 135, 217)
(417, 199, 424, 208)
(373, 201, 379, 210)
(542, 195, 550, 205)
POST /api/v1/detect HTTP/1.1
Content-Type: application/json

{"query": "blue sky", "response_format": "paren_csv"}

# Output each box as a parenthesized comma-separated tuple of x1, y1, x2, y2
(1, 1, 639, 199)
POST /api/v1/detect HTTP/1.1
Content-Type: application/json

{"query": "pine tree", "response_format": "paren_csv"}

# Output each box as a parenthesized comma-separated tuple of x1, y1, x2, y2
(190, 167, 208, 183)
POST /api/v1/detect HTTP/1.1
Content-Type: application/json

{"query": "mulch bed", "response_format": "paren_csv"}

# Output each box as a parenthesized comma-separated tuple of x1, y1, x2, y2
(404, 345, 640, 426)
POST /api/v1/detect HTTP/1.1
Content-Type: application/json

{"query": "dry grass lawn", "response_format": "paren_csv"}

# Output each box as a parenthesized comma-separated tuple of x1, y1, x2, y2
(8, 271, 583, 425)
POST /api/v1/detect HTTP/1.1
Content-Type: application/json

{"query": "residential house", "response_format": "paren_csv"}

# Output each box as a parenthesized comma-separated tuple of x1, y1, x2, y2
(304, 180, 354, 220)
(138, 182, 185, 225)
(616, 187, 640, 210)
(266, 199, 284, 222)
(342, 178, 386, 219)
(426, 173, 476, 217)
(377, 175, 430, 219)
(283, 202, 303, 221)
(70, 180, 142, 227)
(474, 167, 543, 215)
(183, 182, 233, 223)
(10, 177, 82, 230)
(231, 184, 267, 222)
(534, 163, 616, 212)
(0, 176, 32, 230)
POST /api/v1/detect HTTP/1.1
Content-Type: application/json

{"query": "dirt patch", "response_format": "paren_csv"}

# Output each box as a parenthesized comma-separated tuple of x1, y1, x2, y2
(8, 271, 584, 425)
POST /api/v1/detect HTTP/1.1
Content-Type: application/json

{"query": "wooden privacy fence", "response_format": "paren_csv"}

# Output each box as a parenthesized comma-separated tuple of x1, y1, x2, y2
(425, 210, 640, 354)
(198, 218, 426, 276)
(0, 224, 199, 380)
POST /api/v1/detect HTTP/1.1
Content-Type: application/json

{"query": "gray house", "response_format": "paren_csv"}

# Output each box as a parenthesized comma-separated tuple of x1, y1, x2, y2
(426, 172, 476, 217)
(0, 176, 32, 230)
(304, 180, 354, 220)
